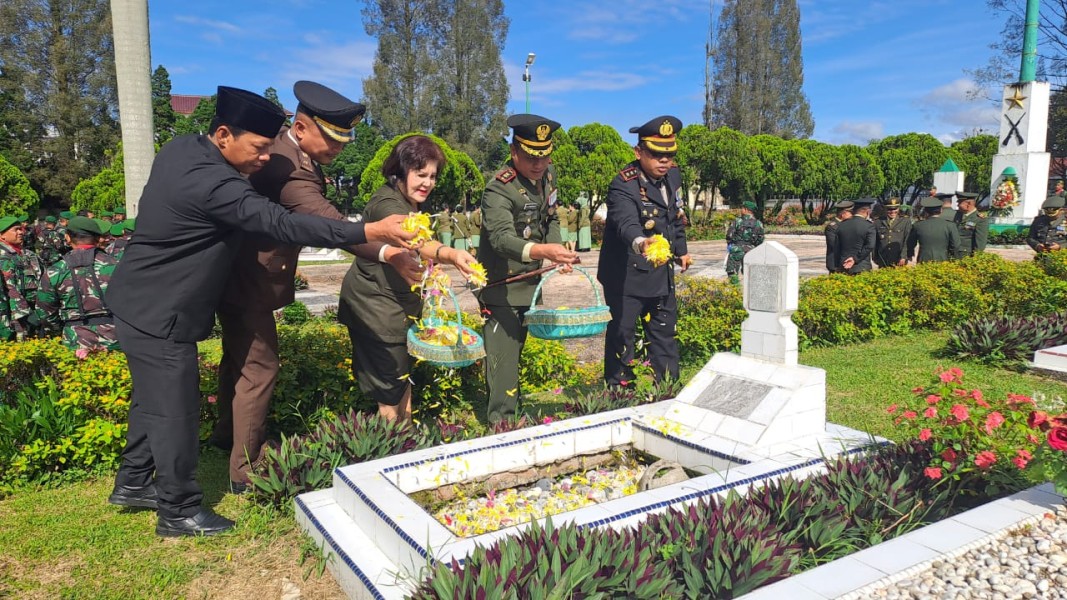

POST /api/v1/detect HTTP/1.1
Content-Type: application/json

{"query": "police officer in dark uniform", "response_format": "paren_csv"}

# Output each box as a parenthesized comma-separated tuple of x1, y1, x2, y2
(477, 114, 577, 423)
(835, 198, 876, 274)
(874, 197, 912, 268)
(953, 192, 988, 258)
(824, 201, 853, 274)
(105, 86, 415, 537)
(1027, 195, 1066, 253)
(599, 116, 692, 387)
(907, 196, 960, 263)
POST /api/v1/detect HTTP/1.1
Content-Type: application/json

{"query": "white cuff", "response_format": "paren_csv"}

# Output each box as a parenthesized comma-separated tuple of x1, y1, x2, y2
(521, 242, 535, 262)
(378, 244, 391, 263)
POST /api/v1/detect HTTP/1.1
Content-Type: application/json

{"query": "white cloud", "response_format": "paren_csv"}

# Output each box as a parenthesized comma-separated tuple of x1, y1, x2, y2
(829, 120, 885, 145)
(916, 78, 1001, 136)
(279, 40, 377, 96)
(174, 15, 241, 33)
(560, 0, 706, 44)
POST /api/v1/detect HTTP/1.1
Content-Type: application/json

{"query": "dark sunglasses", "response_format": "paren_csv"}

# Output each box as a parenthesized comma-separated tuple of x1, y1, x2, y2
(645, 149, 676, 160)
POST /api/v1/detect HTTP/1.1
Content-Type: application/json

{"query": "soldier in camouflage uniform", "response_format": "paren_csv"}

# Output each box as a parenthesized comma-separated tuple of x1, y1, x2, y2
(0, 216, 39, 341)
(106, 219, 134, 260)
(36, 216, 119, 351)
(36, 216, 63, 266)
(14, 216, 46, 316)
(725, 201, 764, 284)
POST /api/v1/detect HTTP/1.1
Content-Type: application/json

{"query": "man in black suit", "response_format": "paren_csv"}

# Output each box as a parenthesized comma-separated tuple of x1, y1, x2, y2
(836, 198, 877, 274)
(105, 86, 414, 537)
(598, 116, 691, 387)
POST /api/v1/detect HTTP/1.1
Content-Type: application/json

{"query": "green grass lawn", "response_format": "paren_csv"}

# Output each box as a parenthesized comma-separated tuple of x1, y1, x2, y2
(2, 332, 1066, 598)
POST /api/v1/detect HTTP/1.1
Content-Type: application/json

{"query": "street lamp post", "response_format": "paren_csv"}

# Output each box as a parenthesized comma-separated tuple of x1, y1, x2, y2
(522, 52, 536, 113)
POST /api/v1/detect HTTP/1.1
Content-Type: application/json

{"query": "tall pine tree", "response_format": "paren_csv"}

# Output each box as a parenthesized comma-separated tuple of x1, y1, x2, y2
(708, 0, 813, 139)
(151, 66, 178, 145)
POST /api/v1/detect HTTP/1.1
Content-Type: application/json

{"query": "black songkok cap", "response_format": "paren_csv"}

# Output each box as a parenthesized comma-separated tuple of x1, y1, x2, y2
(215, 86, 286, 138)
(294, 81, 365, 143)
(629, 116, 683, 152)
(507, 114, 561, 157)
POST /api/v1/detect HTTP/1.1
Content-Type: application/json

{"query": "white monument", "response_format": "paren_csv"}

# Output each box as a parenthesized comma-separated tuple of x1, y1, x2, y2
(932, 158, 965, 199)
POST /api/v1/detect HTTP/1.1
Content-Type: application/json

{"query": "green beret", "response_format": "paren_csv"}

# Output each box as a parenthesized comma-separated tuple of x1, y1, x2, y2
(16, 214, 28, 223)
(59, 211, 73, 219)
(742, 201, 757, 211)
(125, 218, 136, 231)
(0, 216, 20, 232)
(1043, 195, 1066, 209)
(44, 216, 57, 223)
(66, 216, 103, 236)
(100, 211, 114, 218)
(920, 196, 943, 209)
(114, 209, 127, 217)
(94, 219, 112, 233)
(109, 223, 125, 236)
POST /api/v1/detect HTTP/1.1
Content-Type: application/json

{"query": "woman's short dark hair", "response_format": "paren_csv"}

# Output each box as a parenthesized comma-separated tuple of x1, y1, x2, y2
(382, 135, 446, 181)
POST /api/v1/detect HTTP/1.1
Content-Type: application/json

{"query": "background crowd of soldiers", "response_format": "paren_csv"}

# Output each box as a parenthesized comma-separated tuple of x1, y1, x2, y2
(824, 188, 1066, 274)
(0, 209, 134, 346)
(430, 197, 593, 256)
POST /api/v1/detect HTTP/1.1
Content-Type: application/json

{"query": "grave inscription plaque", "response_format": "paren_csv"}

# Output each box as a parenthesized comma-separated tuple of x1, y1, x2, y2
(748, 264, 782, 313)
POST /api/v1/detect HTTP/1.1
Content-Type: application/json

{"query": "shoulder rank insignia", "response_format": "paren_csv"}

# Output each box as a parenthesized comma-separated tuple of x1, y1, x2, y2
(977, 211, 987, 219)
(496, 167, 517, 183)
(620, 165, 640, 182)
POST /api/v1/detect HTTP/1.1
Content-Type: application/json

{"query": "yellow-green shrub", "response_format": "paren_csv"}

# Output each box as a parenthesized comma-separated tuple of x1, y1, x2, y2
(676, 276, 747, 366)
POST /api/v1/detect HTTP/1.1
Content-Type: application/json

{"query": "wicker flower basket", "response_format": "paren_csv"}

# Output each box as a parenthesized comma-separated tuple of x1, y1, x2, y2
(524, 266, 611, 340)
(407, 289, 485, 368)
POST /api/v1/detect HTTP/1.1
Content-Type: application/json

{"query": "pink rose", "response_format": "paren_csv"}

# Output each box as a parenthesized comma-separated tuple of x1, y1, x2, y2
(924, 466, 943, 480)
(941, 448, 958, 463)
(75, 347, 89, 360)
(919, 428, 932, 441)
(984, 411, 1005, 434)
(1047, 427, 1067, 452)
(950, 404, 970, 422)
(1029, 411, 1050, 431)
(923, 407, 937, 419)
(926, 394, 942, 405)
(207, 395, 217, 404)
(903, 410, 917, 420)
(974, 450, 997, 470)
(542, 416, 554, 424)
(887, 404, 899, 414)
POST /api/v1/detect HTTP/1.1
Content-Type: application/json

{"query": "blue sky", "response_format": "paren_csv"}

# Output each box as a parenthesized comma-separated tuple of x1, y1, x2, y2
(149, 0, 1011, 146)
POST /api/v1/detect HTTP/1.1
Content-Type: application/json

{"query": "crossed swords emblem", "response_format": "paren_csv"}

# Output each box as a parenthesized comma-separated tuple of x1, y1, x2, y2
(1002, 113, 1025, 146)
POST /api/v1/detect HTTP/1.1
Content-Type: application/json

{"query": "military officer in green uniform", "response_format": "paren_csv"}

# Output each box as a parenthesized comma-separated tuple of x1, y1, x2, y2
(953, 192, 988, 258)
(435, 206, 453, 247)
(874, 197, 912, 267)
(577, 194, 592, 251)
(938, 193, 957, 221)
(725, 201, 764, 284)
(452, 204, 469, 252)
(477, 114, 577, 423)
(469, 206, 481, 255)
(824, 201, 853, 273)
(1027, 195, 1066, 253)
(907, 196, 960, 263)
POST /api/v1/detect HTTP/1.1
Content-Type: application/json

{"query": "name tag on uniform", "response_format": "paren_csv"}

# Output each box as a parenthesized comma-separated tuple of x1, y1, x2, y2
(965, 222, 975, 229)
(548, 190, 557, 206)
(522, 202, 537, 211)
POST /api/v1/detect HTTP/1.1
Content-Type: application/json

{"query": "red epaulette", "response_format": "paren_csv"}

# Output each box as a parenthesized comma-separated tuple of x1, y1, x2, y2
(496, 168, 517, 183)
(620, 165, 640, 182)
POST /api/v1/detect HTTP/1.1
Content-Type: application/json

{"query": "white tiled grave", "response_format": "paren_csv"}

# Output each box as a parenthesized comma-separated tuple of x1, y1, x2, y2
(295, 404, 878, 600)
(1034, 344, 1067, 375)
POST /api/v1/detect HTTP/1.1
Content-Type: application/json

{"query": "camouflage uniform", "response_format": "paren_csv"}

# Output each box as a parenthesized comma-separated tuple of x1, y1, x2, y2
(725, 214, 764, 278)
(0, 241, 37, 340)
(41, 227, 70, 266)
(106, 237, 129, 261)
(36, 246, 119, 350)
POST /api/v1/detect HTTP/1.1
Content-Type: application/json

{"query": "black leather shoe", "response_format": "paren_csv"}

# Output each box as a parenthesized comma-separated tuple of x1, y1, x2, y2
(229, 480, 249, 495)
(156, 509, 235, 537)
(206, 433, 232, 451)
(108, 483, 159, 510)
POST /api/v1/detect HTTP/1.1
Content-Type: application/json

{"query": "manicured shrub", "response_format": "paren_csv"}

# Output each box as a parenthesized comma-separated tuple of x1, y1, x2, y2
(675, 275, 746, 366)
(946, 313, 1067, 368)
(1036, 249, 1067, 279)
(278, 301, 312, 325)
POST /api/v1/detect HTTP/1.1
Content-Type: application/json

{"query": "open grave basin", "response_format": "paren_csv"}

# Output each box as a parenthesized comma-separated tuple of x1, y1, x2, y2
(295, 403, 877, 600)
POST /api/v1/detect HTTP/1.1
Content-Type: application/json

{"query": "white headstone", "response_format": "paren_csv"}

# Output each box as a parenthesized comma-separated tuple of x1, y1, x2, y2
(740, 241, 799, 366)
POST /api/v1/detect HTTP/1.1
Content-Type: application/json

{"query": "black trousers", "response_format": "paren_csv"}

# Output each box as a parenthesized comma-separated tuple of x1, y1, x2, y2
(114, 315, 203, 519)
(603, 292, 679, 386)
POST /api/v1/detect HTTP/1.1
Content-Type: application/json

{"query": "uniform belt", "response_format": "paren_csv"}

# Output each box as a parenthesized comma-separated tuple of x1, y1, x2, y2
(67, 315, 113, 326)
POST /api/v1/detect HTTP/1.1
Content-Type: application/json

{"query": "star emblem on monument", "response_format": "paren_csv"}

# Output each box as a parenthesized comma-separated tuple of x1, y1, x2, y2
(1005, 87, 1027, 110)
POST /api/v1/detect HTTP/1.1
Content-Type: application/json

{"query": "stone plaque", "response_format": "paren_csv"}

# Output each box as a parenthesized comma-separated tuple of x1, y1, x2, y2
(692, 375, 773, 419)
(748, 264, 782, 313)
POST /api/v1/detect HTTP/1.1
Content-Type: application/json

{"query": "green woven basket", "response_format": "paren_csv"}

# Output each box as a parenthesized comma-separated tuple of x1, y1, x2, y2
(524, 265, 610, 340)
(407, 288, 485, 368)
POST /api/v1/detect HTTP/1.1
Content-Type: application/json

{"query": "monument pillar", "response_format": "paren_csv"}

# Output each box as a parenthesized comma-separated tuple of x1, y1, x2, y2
(110, 0, 155, 217)
(988, 0, 1050, 222)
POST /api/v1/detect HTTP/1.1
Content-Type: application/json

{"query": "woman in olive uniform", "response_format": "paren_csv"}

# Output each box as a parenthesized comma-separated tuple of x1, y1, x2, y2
(338, 136, 477, 422)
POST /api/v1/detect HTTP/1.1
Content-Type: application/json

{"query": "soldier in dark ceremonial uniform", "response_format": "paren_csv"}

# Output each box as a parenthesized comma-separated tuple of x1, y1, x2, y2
(824, 201, 853, 274)
(212, 81, 421, 491)
(478, 114, 577, 423)
(836, 198, 876, 274)
(104, 86, 414, 537)
(599, 116, 692, 387)
(907, 196, 960, 263)
(1027, 195, 1066, 253)
(36, 216, 120, 351)
(953, 192, 988, 259)
(725, 201, 764, 284)
(874, 197, 912, 268)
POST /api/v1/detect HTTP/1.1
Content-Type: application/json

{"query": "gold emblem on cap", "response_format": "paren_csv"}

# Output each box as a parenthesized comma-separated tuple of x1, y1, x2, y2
(659, 120, 674, 136)
(536, 124, 550, 141)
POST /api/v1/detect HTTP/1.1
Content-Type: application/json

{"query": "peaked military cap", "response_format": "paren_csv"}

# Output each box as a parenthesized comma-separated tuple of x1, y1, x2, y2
(630, 116, 682, 153)
(920, 196, 943, 209)
(507, 114, 560, 157)
(1043, 195, 1066, 209)
(935, 193, 956, 200)
(294, 80, 365, 143)
(44, 216, 57, 223)
(884, 197, 902, 208)
(215, 86, 287, 138)
(836, 200, 855, 211)
(59, 211, 73, 219)
(66, 216, 104, 236)
(854, 197, 876, 206)
(0, 216, 19, 232)
(956, 192, 979, 201)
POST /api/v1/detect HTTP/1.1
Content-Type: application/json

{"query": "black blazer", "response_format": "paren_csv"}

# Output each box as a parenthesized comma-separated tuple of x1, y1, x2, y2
(597, 162, 688, 298)
(106, 134, 366, 342)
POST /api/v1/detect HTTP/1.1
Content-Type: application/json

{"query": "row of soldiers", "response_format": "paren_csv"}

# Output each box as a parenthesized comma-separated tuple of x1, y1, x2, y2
(432, 200, 593, 254)
(0, 213, 135, 348)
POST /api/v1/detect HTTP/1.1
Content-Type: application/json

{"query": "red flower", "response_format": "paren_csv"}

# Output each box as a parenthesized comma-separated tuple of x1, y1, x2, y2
(903, 410, 918, 420)
(1007, 393, 1035, 406)
(919, 428, 932, 441)
(911, 386, 924, 394)
(926, 394, 942, 405)
(974, 450, 997, 470)
(1028, 433, 1041, 444)
(923, 407, 937, 419)
(1013, 449, 1033, 470)
(887, 404, 899, 414)
(1029, 411, 1050, 431)
(950, 404, 970, 422)
(984, 411, 1005, 434)
(1047, 427, 1067, 452)
(941, 448, 958, 463)
(939, 367, 963, 384)
(924, 466, 943, 480)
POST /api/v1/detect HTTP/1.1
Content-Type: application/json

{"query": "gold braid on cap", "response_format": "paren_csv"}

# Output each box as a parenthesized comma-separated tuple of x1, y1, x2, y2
(514, 134, 553, 157)
(312, 116, 358, 142)
(641, 135, 677, 153)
